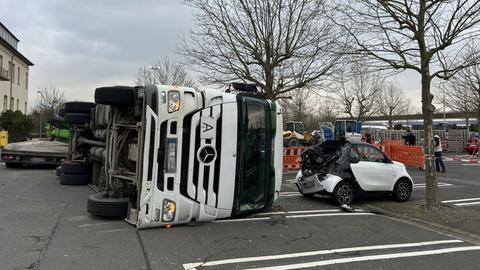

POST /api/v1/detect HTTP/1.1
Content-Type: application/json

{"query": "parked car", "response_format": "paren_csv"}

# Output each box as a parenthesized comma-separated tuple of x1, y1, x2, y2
(464, 132, 479, 155)
(295, 140, 413, 205)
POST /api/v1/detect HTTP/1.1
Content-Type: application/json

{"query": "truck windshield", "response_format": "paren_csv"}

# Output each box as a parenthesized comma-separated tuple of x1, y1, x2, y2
(236, 96, 272, 214)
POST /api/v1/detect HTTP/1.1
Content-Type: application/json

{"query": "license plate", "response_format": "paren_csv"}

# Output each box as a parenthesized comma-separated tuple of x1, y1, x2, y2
(30, 157, 46, 162)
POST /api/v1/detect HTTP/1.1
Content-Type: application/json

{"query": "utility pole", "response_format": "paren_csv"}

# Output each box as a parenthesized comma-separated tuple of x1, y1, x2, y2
(37, 91, 42, 138)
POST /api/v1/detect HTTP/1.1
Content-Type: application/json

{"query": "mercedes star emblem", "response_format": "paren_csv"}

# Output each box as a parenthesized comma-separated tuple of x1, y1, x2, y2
(197, 145, 217, 164)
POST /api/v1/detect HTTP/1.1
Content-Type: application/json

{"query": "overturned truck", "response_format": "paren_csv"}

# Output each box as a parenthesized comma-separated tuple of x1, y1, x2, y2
(61, 84, 283, 228)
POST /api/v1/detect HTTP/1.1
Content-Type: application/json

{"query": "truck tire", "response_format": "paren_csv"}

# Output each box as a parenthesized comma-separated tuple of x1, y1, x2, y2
(87, 192, 129, 218)
(95, 86, 135, 106)
(61, 161, 91, 175)
(5, 162, 22, 168)
(288, 138, 300, 147)
(64, 102, 95, 114)
(64, 113, 91, 125)
(60, 173, 90, 186)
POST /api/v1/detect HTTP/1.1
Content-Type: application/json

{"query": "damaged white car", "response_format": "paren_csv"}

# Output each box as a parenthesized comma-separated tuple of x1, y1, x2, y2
(295, 140, 413, 205)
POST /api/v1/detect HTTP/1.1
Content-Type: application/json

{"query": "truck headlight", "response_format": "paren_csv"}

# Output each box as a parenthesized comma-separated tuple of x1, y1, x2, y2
(165, 138, 177, 173)
(168, 91, 180, 113)
(162, 199, 176, 222)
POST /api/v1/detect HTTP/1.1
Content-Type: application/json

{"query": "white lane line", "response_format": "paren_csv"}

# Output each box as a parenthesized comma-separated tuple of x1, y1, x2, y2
(285, 179, 296, 183)
(245, 246, 480, 270)
(213, 212, 374, 223)
(441, 197, 480, 203)
(182, 239, 462, 269)
(462, 163, 480, 166)
(279, 194, 303, 197)
(280, 191, 299, 194)
(286, 213, 374, 219)
(255, 209, 364, 216)
(454, 201, 480, 207)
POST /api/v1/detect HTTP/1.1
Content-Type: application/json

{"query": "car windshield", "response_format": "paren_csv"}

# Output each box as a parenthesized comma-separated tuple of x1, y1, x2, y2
(237, 96, 273, 213)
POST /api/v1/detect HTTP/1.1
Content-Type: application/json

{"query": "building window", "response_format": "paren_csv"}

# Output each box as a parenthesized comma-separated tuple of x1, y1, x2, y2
(3, 95, 6, 112)
(0, 55, 3, 69)
(25, 72, 28, 89)
(10, 62, 15, 82)
(16, 99, 19, 111)
(17, 67, 20, 85)
(10, 97, 14, 110)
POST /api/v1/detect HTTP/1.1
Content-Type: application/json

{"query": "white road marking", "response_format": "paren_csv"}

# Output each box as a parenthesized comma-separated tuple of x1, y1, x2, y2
(213, 212, 374, 223)
(245, 246, 480, 270)
(454, 201, 480, 207)
(279, 194, 303, 197)
(285, 179, 296, 183)
(182, 239, 463, 269)
(462, 163, 480, 166)
(441, 197, 480, 203)
(255, 209, 364, 216)
(414, 182, 452, 187)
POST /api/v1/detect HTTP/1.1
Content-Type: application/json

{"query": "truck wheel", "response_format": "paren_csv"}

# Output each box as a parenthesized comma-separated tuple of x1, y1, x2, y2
(87, 192, 129, 218)
(60, 173, 90, 186)
(95, 86, 135, 106)
(332, 181, 355, 205)
(61, 161, 92, 175)
(64, 102, 95, 114)
(5, 162, 22, 168)
(288, 138, 300, 147)
(392, 178, 412, 202)
(64, 113, 91, 125)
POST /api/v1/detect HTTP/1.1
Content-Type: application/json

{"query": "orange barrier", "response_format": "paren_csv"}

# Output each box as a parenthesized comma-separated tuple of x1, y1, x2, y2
(283, 147, 305, 170)
(383, 140, 402, 146)
(387, 145, 425, 170)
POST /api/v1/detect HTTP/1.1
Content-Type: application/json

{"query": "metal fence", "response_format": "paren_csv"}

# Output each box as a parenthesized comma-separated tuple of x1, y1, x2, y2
(366, 129, 468, 153)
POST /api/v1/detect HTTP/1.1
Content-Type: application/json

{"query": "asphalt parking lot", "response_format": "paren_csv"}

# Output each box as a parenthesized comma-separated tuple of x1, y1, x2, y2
(1, 159, 480, 270)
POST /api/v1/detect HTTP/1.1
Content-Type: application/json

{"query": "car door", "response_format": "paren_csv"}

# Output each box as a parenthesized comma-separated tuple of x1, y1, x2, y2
(350, 145, 395, 191)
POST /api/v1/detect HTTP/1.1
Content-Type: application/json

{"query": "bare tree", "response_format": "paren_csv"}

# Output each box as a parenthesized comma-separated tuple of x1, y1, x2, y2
(181, 0, 344, 100)
(438, 77, 474, 131)
(35, 85, 67, 119)
(282, 88, 315, 123)
(336, 63, 384, 122)
(135, 58, 196, 87)
(379, 84, 411, 129)
(335, 0, 480, 209)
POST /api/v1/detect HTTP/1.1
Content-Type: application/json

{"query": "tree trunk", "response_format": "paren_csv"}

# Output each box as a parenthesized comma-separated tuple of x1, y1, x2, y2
(421, 73, 439, 209)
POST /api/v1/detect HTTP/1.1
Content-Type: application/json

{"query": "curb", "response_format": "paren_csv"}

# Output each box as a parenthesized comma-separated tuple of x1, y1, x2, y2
(362, 204, 480, 245)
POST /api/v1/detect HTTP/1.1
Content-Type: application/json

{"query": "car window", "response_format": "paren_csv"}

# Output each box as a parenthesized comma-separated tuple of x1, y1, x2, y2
(356, 145, 385, 163)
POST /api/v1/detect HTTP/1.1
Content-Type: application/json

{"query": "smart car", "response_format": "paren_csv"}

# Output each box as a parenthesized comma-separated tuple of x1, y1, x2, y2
(295, 140, 413, 205)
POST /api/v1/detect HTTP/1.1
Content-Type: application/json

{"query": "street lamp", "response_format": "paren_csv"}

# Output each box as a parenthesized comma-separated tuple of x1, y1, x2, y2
(149, 65, 160, 85)
(37, 91, 42, 139)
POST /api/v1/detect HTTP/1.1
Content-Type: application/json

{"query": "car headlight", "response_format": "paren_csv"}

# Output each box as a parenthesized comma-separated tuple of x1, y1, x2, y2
(165, 138, 177, 173)
(162, 199, 176, 222)
(168, 91, 180, 113)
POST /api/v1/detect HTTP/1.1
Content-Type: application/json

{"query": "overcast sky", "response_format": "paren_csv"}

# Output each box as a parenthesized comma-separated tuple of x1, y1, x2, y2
(1, 0, 425, 113)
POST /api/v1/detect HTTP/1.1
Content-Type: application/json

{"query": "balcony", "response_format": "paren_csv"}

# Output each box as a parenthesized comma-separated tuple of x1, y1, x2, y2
(0, 67, 9, 81)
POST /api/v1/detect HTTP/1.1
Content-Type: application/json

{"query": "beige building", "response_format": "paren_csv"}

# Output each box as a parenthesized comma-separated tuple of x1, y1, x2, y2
(0, 22, 33, 114)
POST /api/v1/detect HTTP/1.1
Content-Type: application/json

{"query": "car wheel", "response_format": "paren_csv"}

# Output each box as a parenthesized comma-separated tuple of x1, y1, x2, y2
(332, 181, 355, 205)
(61, 161, 92, 175)
(95, 86, 135, 107)
(5, 162, 22, 168)
(467, 150, 473, 155)
(87, 192, 129, 218)
(55, 166, 63, 176)
(64, 113, 91, 125)
(288, 138, 300, 147)
(64, 101, 95, 114)
(60, 173, 90, 186)
(392, 178, 412, 202)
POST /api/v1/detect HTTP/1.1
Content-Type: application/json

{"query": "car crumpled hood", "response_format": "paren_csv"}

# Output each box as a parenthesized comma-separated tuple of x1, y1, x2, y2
(300, 140, 353, 180)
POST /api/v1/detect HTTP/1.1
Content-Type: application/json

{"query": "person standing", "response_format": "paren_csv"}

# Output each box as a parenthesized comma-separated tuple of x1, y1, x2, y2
(434, 135, 446, 173)
(402, 129, 416, 146)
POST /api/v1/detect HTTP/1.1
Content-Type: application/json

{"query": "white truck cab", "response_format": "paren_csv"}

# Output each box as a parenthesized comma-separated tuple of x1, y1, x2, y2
(84, 84, 283, 228)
